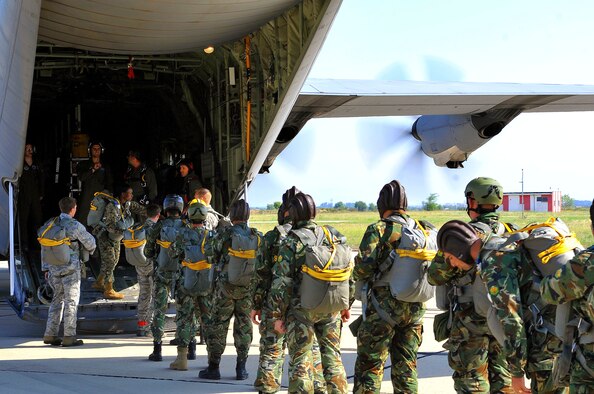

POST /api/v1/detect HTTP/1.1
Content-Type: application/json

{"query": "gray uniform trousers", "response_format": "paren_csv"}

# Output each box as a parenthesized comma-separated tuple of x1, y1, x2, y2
(44, 268, 81, 337)
(135, 260, 154, 323)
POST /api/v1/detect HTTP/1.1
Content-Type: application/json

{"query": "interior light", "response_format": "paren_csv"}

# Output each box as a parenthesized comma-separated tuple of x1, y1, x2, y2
(203, 46, 215, 54)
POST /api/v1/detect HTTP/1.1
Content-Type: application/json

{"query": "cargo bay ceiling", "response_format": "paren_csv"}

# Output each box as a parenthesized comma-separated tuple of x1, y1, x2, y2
(31, 0, 340, 209)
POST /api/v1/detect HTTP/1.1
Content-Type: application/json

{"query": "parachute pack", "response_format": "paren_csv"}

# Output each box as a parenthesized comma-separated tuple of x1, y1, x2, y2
(87, 192, 119, 228)
(374, 216, 438, 303)
(37, 216, 72, 266)
(122, 224, 147, 266)
(156, 218, 186, 273)
(227, 227, 260, 286)
(293, 226, 353, 314)
(180, 228, 212, 295)
(476, 218, 583, 347)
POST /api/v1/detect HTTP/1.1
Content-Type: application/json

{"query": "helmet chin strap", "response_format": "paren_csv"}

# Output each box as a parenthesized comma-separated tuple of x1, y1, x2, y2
(466, 206, 496, 215)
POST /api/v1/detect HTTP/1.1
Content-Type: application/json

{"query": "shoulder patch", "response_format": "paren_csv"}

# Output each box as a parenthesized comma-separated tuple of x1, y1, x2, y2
(554, 268, 562, 279)
(489, 286, 499, 296)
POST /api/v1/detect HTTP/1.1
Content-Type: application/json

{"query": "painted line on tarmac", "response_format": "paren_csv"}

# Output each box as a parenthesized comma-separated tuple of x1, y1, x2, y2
(0, 369, 255, 387)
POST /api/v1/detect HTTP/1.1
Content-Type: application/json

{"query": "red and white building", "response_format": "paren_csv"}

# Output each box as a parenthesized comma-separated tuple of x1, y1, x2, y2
(502, 191, 562, 213)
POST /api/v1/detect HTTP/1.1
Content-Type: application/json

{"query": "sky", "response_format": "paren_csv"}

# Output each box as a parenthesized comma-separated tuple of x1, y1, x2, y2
(249, 0, 594, 207)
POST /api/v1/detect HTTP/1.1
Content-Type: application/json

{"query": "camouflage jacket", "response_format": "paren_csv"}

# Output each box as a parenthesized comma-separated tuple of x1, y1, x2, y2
(104, 200, 146, 236)
(541, 246, 594, 327)
(269, 220, 354, 321)
(207, 222, 262, 299)
(354, 213, 410, 283)
(428, 212, 513, 286)
(42, 213, 96, 272)
(479, 242, 533, 377)
(251, 219, 292, 311)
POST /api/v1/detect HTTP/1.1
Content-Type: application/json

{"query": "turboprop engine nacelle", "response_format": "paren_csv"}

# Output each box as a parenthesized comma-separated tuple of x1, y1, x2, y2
(411, 111, 519, 168)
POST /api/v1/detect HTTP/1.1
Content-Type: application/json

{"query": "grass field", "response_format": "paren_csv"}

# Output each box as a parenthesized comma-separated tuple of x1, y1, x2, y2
(250, 209, 594, 249)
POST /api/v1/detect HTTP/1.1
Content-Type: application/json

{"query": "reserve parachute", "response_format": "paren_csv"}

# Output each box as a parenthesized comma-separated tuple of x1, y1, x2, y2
(181, 229, 212, 295)
(227, 227, 260, 286)
(293, 226, 353, 314)
(156, 219, 185, 273)
(37, 217, 71, 266)
(122, 224, 147, 266)
(374, 216, 437, 303)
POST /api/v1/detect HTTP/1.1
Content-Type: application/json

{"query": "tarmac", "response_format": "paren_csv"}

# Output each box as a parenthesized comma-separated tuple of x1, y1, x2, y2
(0, 260, 457, 393)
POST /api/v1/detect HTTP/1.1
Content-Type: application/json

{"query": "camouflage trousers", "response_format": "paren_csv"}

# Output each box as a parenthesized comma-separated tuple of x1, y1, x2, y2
(353, 293, 425, 394)
(285, 308, 347, 394)
(254, 308, 326, 393)
(97, 232, 120, 283)
(174, 288, 211, 347)
(527, 331, 567, 393)
(444, 306, 513, 393)
(207, 284, 253, 362)
(150, 273, 174, 342)
(135, 261, 153, 323)
(567, 345, 594, 394)
(44, 268, 81, 337)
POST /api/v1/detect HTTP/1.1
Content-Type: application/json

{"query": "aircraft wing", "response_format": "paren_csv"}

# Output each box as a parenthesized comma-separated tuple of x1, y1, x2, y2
(294, 78, 594, 117)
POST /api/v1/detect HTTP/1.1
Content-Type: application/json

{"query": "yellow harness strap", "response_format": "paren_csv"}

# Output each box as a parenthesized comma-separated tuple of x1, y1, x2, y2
(123, 239, 146, 248)
(502, 222, 513, 233)
(123, 225, 146, 249)
(514, 217, 584, 264)
(228, 232, 260, 259)
(37, 217, 71, 247)
(229, 249, 256, 259)
(182, 260, 211, 271)
(395, 219, 435, 260)
(301, 226, 353, 282)
(157, 239, 172, 248)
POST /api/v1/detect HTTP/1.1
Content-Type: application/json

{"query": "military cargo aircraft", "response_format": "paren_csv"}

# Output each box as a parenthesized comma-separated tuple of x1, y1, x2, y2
(3, 0, 594, 332)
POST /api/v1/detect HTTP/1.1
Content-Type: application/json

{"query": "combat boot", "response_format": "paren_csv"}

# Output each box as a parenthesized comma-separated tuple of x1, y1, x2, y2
(148, 341, 162, 361)
(198, 362, 221, 380)
(103, 281, 124, 300)
(187, 338, 196, 360)
(235, 357, 249, 380)
(42, 335, 62, 346)
(169, 346, 188, 370)
(91, 273, 105, 290)
(61, 336, 84, 347)
(169, 337, 179, 345)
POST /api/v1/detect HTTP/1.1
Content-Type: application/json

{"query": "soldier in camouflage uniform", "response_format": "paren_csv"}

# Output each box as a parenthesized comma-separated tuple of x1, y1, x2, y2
(353, 180, 426, 394)
(135, 203, 161, 336)
(428, 177, 514, 393)
(251, 187, 326, 393)
(145, 194, 185, 362)
(541, 200, 594, 393)
(92, 184, 146, 300)
(169, 201, 213, 370)
(438, 220, 565, 394)
(270, 193, 352, 394)
(199, 199, 261, 381)
(42, 197, 96, 347)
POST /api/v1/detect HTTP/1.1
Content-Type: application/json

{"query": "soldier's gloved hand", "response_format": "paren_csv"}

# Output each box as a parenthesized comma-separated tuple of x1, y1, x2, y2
(273, 320, 286, 334)
(250, 310, 261, 325)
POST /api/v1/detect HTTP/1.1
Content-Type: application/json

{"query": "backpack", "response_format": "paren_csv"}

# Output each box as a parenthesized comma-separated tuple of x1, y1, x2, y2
(87, 192, 119, 228)
(37, 217, 72, 266)
(156, 218, 185, 273)
(293, 226, 353, 314)
(122, 224, 147, 266)
(227, 227, 260, 286)
(374, 217, 437, 303)
(180, 228, 212, 295)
